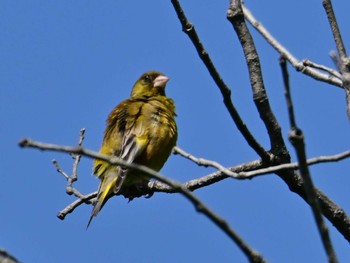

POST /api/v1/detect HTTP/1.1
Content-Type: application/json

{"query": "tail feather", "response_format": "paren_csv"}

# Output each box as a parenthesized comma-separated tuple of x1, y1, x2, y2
(87, 133, 147, 228)
(86, 169, 118, 229)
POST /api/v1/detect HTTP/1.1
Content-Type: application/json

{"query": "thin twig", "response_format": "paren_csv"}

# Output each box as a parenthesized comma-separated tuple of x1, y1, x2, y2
(240, 150, 350, 178)
(57, 192, 96, 220)
(52, 159, 69, 179)
(280, 57, 338, 263)
(52, 160, 85, 198)
(242, 4, 343, 88)
(52, 128, 86, 197)
(280, 57, 296, 128)
(302, 59, 342, 79)
(170, 0, 270, 162)
(19, 138, 266, 263)
(71, 128, 85, 182)
(174, 146, 350, 179)
(173, 146, 239, 178)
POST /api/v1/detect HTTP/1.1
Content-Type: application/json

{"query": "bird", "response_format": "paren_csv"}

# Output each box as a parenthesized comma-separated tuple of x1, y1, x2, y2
(87, 71, 178, 227)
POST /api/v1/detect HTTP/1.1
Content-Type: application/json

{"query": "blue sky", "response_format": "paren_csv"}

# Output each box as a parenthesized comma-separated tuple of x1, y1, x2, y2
(1, 1, 350, 262)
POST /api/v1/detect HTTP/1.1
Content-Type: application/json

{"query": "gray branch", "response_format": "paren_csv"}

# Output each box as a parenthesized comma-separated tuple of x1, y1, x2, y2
(170, 0, 270, 161)
(280, 57, 338, 263)
(19, 138, 266, 263)
(227, 0, 288, 158)
(242, 5, 343, 88)
(322, 0, 350, 118)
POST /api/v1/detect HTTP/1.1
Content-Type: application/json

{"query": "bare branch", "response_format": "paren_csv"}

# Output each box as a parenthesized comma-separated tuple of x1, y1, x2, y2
(52, 160, 85, 198)
(227, 0, 288, 160)
(152, 159, 265, 193)
(242, 5, 343, 88)
(170, 0, 270, 161)
(302, 59, 342, 79)
(0, 248, 20, 263)
(173, 146, 240, 178)
(19, 136, 350, 242)
(280, 57, 297, 129)
(57, 192, 96, 220)
(57, 147, 350, 219)
(322, 0, 347, 59)
(57, 158, 264, 218)
(278, 168, 350, 243)
(280, 57, 338, 263)
(52, 129, 86, 198)
(175, 146, 350, 179)
(71, 128, 85, 182)
(322, 0, 350, 118)
(19, 138, 266, 263)
(52, 159, 69, 180)
(239, 150, 350, 178)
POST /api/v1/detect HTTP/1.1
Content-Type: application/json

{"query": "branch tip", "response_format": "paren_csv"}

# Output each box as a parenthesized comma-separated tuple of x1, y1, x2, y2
(18, 138, 29, 148)
(57, 213, 65, 220)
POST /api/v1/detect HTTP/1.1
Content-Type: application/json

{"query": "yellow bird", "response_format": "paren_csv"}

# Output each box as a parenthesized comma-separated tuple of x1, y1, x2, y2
(88, 71, 177, 227)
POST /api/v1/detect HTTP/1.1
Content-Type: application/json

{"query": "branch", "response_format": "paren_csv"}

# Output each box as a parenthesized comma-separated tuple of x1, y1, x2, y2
(280, 57, 338, 263)
(302, 59, 342, 79)
(19, 138, 266, 263)
(227, 1, 350, 244)
(175, 146, 350, 179)
(57, 192, 96, 220)
(227, 0, 288, 160)
(56, 146, 350, 219)
(322, 0, 350, 118)
(0, 248, 20, 263)
(322, 0, 347, 59)
(173, 146, 240, 178)
(57, 159, 264, 218)
(240, 150, 350, 178)
(170, 0, 270, 162)
(20, 137, 350, 242)
(174, 147, 350, 244)
(53, 128, 86, 199)
(225, 1, 350, 244)
(242, 5, 343, 88)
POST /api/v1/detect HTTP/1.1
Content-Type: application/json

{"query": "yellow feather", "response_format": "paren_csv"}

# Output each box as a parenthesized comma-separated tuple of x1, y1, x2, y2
(87, 71, 177, 228)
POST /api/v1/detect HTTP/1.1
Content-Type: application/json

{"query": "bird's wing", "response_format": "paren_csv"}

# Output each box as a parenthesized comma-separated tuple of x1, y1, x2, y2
(113, 120, 149, 194)
(88, 100, 149, 228)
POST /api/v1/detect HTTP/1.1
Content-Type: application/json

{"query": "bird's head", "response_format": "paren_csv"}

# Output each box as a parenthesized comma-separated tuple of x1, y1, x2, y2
(131, 71, 169, 98)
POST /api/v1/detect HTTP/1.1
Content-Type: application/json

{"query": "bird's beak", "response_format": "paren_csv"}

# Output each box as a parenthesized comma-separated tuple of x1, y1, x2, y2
(153, 75, 169, 88)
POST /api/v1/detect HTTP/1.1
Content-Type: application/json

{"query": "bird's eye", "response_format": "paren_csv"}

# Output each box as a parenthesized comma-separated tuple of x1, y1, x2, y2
(144, 75, 152, 83)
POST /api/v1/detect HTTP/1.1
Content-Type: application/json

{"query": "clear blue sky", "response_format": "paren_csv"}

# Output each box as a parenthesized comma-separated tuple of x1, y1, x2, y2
(2, 1, 350, 262)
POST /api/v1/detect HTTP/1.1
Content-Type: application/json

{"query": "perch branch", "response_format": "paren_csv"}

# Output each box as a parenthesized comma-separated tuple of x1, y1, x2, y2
(19, 137, 350, 242)
(19, 138, 266, 263)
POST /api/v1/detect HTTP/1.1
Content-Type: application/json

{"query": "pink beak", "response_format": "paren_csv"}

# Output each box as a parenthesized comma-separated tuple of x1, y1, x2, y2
(153, 75, 169, 88)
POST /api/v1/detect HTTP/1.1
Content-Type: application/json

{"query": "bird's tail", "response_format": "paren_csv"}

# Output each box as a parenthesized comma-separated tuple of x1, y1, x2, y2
(87, 168, 118, 229)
